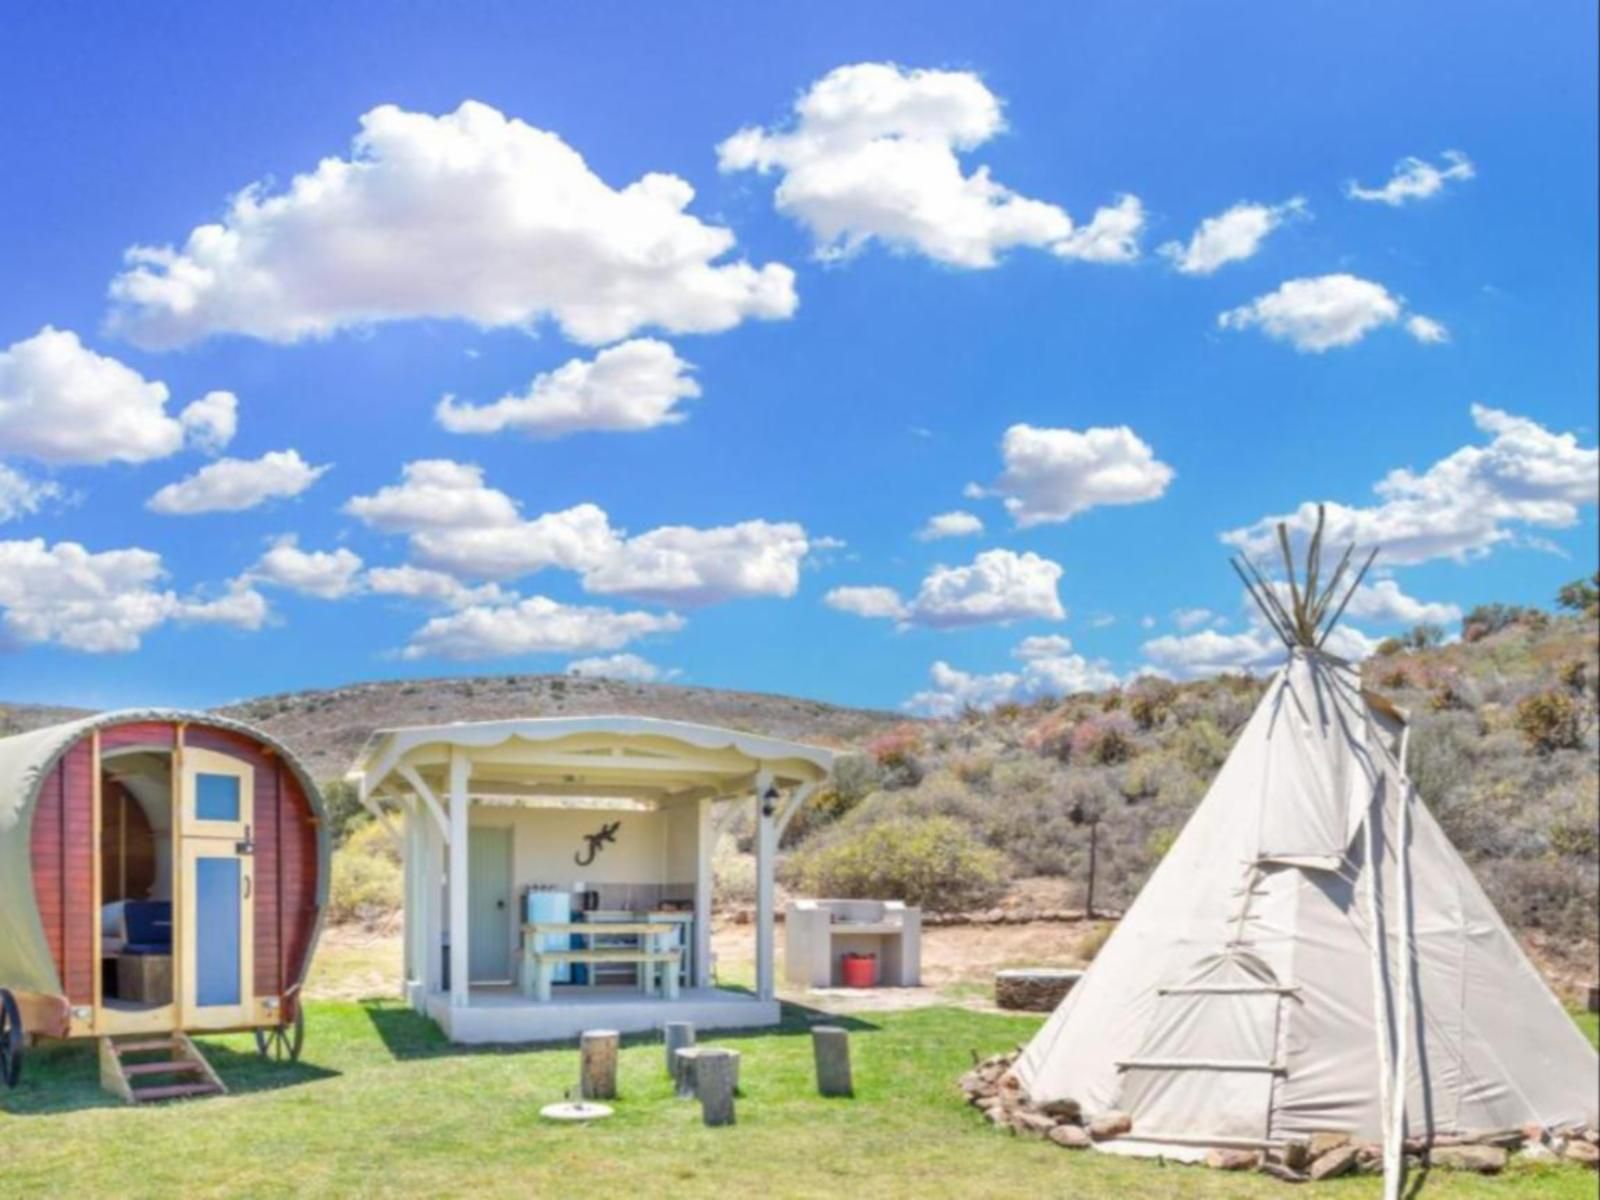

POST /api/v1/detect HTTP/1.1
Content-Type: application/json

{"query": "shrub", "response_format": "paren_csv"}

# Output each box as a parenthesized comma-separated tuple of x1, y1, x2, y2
(1127, 679, 1177, 730)
(950, 753, 995, 787)
(713, 834, 757, 908)
(1070, 714, 1137, 765)
(327, 821, 402, 927)
(1462, 603, 1537, 643)
(784, 816, 1007, 912)
(1174, 718, 1231, 776)
(1556, 573, 1599, 613)
(1376, 637, 1405, 658)
(318, 778, 371, 846)
(1514, 690, 1583, 753)
(831, 753, 882, 805)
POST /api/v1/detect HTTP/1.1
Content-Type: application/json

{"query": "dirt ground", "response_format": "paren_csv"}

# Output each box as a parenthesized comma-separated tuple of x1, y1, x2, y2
(306, 916, 1109, 1011)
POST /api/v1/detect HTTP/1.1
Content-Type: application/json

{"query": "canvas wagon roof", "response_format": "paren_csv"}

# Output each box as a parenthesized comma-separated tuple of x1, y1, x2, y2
(348, 714, 837, 804)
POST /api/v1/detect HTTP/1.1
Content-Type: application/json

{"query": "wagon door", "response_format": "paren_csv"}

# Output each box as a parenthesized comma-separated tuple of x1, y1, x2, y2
(176, 746, 255, 1030)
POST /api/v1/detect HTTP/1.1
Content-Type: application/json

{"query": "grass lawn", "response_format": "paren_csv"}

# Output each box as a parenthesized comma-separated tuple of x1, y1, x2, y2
(2, 997, 1596, 1199)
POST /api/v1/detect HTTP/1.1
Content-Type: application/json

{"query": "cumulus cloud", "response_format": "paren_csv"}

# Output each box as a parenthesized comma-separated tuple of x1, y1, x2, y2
(1224, 405, 1598, 565)
(107, 100, 796, 349)
(1346, 151, 1475, 206)
(347, 459, 809, 603)
(905, 639, 1120, 716)
(0, 465, 61, 524)
(718, 62, 1141, 268)
(1340, 579, 1462, 626)
(147, 449, 329, 515)
(0, 538, 265, 653)
(365, 565, 511, 610)
(836, 549, 1066, 630)
(915, 510, 984, 541)
(247, 535, 364, 599)
(979, 422, 1174, 527)
(566, 652, 679, 683)
(401, 595, 684, 661)
(436, 339, 699, 439)
(1159, 197, 1305, 275)
(582, 519, 810, 605)
(0, 327, 236, 464)
(824, 585, 909, 620)
(1142, 619, 1377, 679)
(1013, 633, 1073, 659)
(1218, 274, 1443, 352)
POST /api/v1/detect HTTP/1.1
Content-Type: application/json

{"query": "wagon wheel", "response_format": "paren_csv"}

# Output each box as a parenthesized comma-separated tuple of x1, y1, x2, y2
(0, 988, 23, 1088)
(253, 1005, 304, 1063)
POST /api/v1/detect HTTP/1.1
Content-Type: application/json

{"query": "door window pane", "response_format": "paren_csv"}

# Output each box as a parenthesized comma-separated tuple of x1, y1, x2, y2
(195, 857, 241, 1006)
(196, 772, 241, 822)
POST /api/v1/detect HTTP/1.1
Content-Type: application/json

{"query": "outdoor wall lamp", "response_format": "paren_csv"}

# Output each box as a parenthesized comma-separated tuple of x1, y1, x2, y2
(761, 783, 781, 818)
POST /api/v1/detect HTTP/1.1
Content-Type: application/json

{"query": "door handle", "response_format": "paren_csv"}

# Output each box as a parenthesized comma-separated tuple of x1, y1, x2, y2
(243, 874, 253, 900)
(496, 899, 506, 910)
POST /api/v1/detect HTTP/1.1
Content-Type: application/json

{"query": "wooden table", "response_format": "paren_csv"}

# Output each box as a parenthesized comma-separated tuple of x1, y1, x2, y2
(521, 923, 682, 1002)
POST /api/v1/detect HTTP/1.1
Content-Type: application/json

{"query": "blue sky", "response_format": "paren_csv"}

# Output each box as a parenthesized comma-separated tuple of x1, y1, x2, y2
(0, 2, 1595, 714)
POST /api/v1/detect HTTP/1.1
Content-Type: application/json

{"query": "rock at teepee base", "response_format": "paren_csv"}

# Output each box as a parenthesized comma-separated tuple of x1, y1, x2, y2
(1562, 1139, 1599, 1168)
(1087, 1111, 1132, 1140)
(1203, 1148, 1261, 1171)
(1307, 1132, 1351, 1158)
(1308, 1144, 1361, 1181)
(1430, 1144, 1508, 1174)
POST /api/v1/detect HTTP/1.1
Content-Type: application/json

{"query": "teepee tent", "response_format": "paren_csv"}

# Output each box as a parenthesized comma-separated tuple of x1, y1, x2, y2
(1014, 509, 1598, 1192)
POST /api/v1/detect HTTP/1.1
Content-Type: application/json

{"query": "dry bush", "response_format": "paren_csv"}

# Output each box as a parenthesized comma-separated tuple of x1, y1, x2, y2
(1515, 690, 1583, 753)
(327, 821, 402, 927)
(783, 816, 1007, 912)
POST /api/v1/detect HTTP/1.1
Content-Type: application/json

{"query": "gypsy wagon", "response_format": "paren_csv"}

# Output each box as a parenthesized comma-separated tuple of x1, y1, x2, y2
(0, 711, 329, 1102)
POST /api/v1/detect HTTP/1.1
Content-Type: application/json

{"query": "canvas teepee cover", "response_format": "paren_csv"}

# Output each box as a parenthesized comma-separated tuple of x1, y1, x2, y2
(1015, 537, 1599, 1154)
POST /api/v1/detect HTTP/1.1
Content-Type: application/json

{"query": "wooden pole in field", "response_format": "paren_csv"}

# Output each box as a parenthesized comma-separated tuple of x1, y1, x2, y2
(579, 1029, 619, 1100)
(1085, 821, 1099, 919)
(812, 1025, 853, 1097)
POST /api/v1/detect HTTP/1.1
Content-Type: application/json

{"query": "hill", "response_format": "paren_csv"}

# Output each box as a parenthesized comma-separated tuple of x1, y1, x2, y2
(0, 674, 905, 782)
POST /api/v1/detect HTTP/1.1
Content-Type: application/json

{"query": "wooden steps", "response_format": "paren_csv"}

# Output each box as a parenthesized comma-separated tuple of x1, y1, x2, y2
(99, 1032, 227, 1104)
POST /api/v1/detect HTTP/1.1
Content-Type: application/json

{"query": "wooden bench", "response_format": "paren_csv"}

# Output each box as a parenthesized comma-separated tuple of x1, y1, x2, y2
(520, 923, 683, 1002)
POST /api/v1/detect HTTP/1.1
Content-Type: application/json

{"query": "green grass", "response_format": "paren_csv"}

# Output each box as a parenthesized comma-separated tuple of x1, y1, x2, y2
(2, 1000, 1595, 1199)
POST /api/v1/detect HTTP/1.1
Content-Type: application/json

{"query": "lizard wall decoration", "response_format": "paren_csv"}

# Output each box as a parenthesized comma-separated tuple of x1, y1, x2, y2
(574, 820, 621, 867)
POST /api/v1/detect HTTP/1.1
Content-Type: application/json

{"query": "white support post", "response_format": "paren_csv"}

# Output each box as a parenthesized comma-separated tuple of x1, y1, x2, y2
(423, 808, 444, 1000)
(402, 798, 419, 993)
(448, 747, 471, 1009)
(754, 768, 776, 1003)
(695, 796, 714, 988)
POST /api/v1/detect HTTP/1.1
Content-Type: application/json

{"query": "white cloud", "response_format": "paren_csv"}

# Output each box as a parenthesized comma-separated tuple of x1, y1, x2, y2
(1218, 274, 1447, 352)
(248, 535, 364, 599)
(1088, 614, 1117, 629)
(915, 510, 984, 541)
(1052, 194, 1146, 264)
(436, 339, 699, 439)
(147, 449, 329, 515)
(1013, 634, 1072, 659)
(108, 100, 796, 349)
(718, 62, 1141, 268)
(908, 548, 1065, 628)
(824, 585, 909, 620)
(1346, 151, 1475, 206)
(0, 327, 235, 465)
(1224, 405, 1598, 565)
(1173, 607, 1218, 631)
(1340, 579, 1462, 626)
(565, 652, 679, 683)
(0, 465, 61, 523)
(180, 391, 240, 455)
(1404, 314, 1449, 344)
(905, 640, 1120, 716)
(582, 520, 809, 605)
(400, 595, 684, 661)
(348, 460, 809, 603)
(0, 538, 265, 653)
(828, 549, 1065, 629)
(1159, 197, 1305, 275)
(365, 565, 511, 609)
(1142, 618, 1377, 679)
(344, 459, 523, 534)
(983, 422, 1174, 527)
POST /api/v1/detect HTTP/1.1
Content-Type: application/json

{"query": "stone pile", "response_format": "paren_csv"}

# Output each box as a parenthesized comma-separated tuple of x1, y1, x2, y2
(958, 1051, 1600, 1182)
(994, 969, 1083, 1012)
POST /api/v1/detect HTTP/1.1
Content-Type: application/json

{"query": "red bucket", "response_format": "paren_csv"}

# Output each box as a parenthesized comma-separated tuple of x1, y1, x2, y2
(841, 952, 877, 988)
